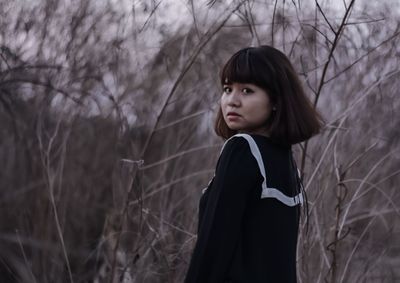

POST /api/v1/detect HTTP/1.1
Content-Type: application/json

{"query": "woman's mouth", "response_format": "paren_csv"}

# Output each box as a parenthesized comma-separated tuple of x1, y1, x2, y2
(227, 112, 241, 121)
(227, 112, 241, 117)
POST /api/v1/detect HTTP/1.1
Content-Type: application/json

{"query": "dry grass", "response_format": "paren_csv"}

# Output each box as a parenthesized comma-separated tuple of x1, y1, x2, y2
(0, 0, 399, 282)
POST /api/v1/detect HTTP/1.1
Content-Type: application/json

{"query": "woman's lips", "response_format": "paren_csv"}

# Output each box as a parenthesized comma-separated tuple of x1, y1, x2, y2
(227, 113, 241, 120)
(227, 112, 241, 116)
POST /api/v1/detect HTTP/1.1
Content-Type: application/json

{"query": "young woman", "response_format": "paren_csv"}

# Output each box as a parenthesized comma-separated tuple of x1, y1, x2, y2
(184, 45, 322, 282)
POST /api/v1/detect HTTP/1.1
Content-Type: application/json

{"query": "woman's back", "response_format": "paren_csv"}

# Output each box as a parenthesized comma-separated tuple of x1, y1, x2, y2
(186, 134, 301, 283)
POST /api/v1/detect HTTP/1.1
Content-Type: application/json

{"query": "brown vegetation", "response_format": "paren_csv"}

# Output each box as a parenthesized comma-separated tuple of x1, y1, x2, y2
(0, 0, 399, 282)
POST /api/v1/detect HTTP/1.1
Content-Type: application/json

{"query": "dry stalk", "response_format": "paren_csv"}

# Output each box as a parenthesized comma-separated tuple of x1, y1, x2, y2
(108, 160, 142, 283)
(325, 130, 349, 282)
(129, 169, 214, 206)
(312, 208, 331, 270)
(154, 109, 212, 132)
(16, 229, 38, 283)
(304, 117, 346, 192)
(142, 208, 195, 239)
(338, 149, 397, 239)
(341, 179, 400, 215)
(189, 0, 201, 39)
(239, 0, 261, 46)
(271, 0, 278, 46)
(37, 112, 74, 283)
(300, 0, 356, 175)
(138, 0, 163, 34)
(354, 247, 388, 282)
(339, 216, 376, 282)
(139, 144, 220, 170)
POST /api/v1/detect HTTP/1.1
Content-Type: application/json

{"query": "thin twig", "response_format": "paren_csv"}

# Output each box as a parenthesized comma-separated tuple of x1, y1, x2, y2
(154, 109, 212, 132)
(339, 216, 376, 283)
(138, 0, 163, 33)
(338, 149, 397, 238)
(304, 117, 346, 191)
(141, 208, 195, 237)
(129, 169, 214, 205)
(37, 113, 74, 283)
(245, 0, 260, 46)
(189, 0, 201, 39)
(16, 230, 38, 283)
(271, 0, 278, 46)
(312, 209, 331, 268)
(139, 144, 220, 170)
(315, 0, 336, 35)
(343, 141, 378, 172)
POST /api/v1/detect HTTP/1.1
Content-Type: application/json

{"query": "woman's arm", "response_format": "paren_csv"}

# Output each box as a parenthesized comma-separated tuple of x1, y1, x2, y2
(185, 137, 261, 283)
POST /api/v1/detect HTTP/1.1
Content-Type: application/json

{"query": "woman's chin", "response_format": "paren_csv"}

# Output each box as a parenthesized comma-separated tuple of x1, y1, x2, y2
(226, 124, 241, 131)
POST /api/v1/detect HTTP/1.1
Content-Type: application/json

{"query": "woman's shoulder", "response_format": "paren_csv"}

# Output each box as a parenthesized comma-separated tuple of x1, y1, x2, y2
(216, 135, 260, 170)
(223, 133, 291, 152)
(219, 135, 253, 157)
(215, 135, 263, 183)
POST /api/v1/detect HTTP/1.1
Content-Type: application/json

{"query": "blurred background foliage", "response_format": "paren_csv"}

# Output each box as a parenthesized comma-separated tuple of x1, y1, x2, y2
(0, 0, 399, 282)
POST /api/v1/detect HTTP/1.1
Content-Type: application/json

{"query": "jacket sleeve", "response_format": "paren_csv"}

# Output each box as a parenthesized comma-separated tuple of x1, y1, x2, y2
(184, 137, 262, 283)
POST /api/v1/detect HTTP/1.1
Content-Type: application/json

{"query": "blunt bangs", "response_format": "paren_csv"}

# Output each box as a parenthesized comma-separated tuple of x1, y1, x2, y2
(220, 48, 272, 92)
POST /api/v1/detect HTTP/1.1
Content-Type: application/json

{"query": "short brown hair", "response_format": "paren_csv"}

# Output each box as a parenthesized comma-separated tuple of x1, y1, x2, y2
(214, 45, 323, 145)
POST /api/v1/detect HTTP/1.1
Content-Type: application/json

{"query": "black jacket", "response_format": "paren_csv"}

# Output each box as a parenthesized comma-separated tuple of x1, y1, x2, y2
(185, 134, 301, 283)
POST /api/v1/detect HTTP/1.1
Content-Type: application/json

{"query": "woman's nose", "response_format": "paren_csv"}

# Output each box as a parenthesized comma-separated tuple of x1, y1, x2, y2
(227, 90, 241, 106)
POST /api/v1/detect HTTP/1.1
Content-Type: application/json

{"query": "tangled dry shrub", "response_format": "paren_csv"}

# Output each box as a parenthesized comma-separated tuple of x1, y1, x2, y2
(0, 0, 399, 282)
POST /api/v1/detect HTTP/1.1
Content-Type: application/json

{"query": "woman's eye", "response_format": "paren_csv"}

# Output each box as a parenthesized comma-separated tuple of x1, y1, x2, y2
(223, 86, 232, 93)
(242, 88, 254, 94)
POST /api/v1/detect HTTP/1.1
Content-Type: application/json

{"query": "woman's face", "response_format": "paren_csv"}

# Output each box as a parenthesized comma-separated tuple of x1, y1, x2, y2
(221, 82, 273, 136)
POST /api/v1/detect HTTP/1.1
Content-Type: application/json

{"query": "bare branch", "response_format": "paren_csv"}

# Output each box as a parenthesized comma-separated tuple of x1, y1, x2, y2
(271, 0, 279, 46)
(313, 0, 356, 108)
(315, 0, 336, 35)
